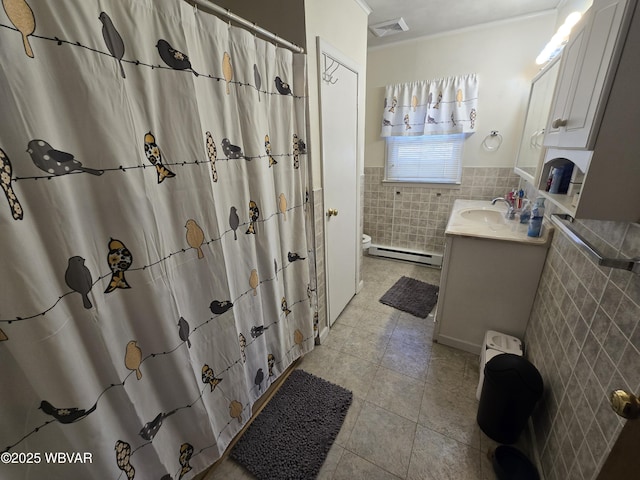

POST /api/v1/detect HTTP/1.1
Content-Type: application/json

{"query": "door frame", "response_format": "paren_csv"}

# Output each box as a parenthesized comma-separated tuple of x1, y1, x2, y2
(316, 37, 364, 339)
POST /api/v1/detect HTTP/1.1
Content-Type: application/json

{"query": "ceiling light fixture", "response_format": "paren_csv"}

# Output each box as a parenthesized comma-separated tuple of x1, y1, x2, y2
(536, 11, 582, 65)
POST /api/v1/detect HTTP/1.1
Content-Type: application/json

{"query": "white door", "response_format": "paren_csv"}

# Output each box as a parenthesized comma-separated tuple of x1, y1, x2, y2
(318, 40, 359, 326)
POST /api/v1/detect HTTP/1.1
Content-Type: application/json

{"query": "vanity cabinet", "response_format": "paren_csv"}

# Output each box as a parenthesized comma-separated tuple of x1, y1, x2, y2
(435, 234, 549, 355)
(536, 0, 640, 221)
(434, 200, 552, 355)
(543, 0, 633, 149)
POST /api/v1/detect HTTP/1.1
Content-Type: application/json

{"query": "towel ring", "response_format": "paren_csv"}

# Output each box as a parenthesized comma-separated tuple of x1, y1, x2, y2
(482, 131, 503, 151)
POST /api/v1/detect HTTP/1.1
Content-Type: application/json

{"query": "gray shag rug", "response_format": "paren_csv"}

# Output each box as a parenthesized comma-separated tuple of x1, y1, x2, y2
(379, 276, 439, 318)
(231, 369, 353, 479)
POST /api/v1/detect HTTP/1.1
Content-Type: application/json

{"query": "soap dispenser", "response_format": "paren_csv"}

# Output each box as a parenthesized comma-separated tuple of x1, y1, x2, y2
(527, 197, 545, 237)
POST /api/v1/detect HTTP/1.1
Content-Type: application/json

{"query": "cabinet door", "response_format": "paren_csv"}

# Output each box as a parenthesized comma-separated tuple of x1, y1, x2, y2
(544, 0, 630, 149)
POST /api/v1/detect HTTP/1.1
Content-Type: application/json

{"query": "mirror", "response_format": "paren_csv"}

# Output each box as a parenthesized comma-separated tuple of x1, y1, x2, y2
(514, 55, 561, 184)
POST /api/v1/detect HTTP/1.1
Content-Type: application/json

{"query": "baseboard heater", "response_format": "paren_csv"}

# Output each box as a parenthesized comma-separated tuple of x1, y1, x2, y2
(368, 245, 442, 268)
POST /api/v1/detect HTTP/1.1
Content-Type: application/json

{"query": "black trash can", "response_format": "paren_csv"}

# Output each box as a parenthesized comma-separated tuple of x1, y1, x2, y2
(477, 353, 543, 444)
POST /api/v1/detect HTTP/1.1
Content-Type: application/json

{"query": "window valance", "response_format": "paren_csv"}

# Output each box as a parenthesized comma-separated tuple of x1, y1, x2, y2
(380, 74, 478, 137)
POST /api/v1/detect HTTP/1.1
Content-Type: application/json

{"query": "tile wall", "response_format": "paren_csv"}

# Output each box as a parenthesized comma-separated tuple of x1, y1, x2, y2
(363, 166, 521, 254)
(525, 210, 640, 480)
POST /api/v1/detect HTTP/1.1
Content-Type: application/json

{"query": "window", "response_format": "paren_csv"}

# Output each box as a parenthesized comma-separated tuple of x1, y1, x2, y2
(384, 134, 464, 184)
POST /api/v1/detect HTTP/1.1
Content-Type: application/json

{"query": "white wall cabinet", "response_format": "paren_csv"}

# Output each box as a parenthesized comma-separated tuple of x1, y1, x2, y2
(537, 0, 640, 221)
(544, 0, 632, 149)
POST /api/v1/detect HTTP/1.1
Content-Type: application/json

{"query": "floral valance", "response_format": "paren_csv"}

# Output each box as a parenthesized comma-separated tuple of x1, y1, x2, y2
(380, 74, 478, 137)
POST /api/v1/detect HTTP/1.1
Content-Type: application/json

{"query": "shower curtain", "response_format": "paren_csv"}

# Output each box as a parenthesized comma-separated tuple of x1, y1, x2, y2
(0, 1, 314, 479)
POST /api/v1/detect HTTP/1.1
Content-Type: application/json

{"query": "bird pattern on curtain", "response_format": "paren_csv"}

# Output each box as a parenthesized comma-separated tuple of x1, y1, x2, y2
(0, 1, 314, 479)
(380, 74, 479, 137)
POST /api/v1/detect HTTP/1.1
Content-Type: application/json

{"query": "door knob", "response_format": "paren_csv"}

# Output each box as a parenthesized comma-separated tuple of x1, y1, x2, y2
(610, 389, 640, 419)
(551, 118, 568, 129)
(326, 208, 338, 217)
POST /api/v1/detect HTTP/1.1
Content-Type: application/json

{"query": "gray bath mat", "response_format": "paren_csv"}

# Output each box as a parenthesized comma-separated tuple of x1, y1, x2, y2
(379, 276, 439, 318)
(231, 369, 352, 479)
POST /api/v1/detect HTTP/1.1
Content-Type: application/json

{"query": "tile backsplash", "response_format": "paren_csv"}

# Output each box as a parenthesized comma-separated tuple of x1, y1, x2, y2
(363, 166, 521, 254)
(525, 216, 640, 480)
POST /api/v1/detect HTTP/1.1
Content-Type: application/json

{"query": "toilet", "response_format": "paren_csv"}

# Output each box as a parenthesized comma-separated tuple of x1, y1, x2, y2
(476, 330, 523, 400)
(362, 234, 371, 251)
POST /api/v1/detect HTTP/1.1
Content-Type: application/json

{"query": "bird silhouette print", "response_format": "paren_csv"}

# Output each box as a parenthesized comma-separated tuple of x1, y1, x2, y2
(178, 443, 194, 480)
(156, 39, 198, 76)
(0, 148, 23, 220)
(253, 64, 261, 101)
(294, 329, 304, 348)
(185, 219, 205, 259)
(249, 269, 259, 295)
(64, 256, 93, 309)
(281, 297, 291, 316)
(404, 114, 411, 130)
(451, 112, 457, 127)
(297, 137, 307, 154)
(209, 299, 233, 315)
(250, 325, 265, 338)
(115, 440, 135, 480)
(2, 0, 35, 58)
(412, 95, 418, 112)
(229, 400, 243, 423)
(265, 134, 277, 166)
(470, 108, 477, 129)
(433, 91, 442, 109)
(278, 193, 287, 220)
(0, 328, 7, 341)
(292, 134, 300, 169)
(229, 206, 239, 240)
(388, 96, 397, 113)
(105, 238, 132, 293)
(246, 200, 259, 234)
(39, 400, 97, 424)
(125, 340, 142, 380)
(221, 138, 247, 160)
(456, 89, 463, 106)
(254, 368, 264, 393)
(143, 131, 176, 183)
(27, 140, 104, 176)
(239, 333, 246, 363)
(139, 412, 167, 440)
(275, 76, 291, 95)
(205, 131, 218, 182)
(201, 364, 222, 392)
(178, 317, 191, 348)
(427, 92, 433, 108)
(222, 52, 233, 94)
(267, 353, 275, 376)
(98, 11, 126, 78)
(288, 251, 306, 262)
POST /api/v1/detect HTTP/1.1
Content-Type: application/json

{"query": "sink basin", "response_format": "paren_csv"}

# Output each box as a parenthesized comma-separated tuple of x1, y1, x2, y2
(446, 200, 550, 245)
(459, 208, 507, 226)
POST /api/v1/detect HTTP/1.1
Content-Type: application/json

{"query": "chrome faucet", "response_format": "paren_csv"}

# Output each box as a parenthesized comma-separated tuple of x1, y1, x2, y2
(491, 197, 516, 220)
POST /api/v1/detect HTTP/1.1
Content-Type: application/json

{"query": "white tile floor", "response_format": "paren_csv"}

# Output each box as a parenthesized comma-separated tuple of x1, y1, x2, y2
(207, 256, 531, 479)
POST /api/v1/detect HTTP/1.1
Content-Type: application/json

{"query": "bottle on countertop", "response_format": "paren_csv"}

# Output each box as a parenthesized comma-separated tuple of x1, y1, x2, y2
(519, 199, 531, 224)
(527, 197, 546, 237)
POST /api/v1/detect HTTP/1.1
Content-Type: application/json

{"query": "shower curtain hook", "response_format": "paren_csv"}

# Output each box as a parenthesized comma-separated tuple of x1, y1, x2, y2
(227, 9, 232, 28)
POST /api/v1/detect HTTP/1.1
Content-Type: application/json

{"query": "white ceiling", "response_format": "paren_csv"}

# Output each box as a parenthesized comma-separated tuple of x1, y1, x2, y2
(366, 0, 563, 48)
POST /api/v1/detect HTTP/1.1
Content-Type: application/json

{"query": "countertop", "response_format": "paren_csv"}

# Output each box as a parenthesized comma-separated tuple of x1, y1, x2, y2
(445, 199, 552, 245)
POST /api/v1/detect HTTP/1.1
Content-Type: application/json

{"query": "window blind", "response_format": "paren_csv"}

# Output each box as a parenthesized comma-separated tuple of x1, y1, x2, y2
(385, 134, 464, 183)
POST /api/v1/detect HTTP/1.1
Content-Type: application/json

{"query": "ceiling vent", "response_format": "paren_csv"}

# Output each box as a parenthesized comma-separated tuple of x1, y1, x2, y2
(369, 17, 409, 37)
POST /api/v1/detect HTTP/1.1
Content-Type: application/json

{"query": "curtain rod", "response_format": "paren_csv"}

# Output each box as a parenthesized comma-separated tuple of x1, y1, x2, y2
(187, 0, 305, 53)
